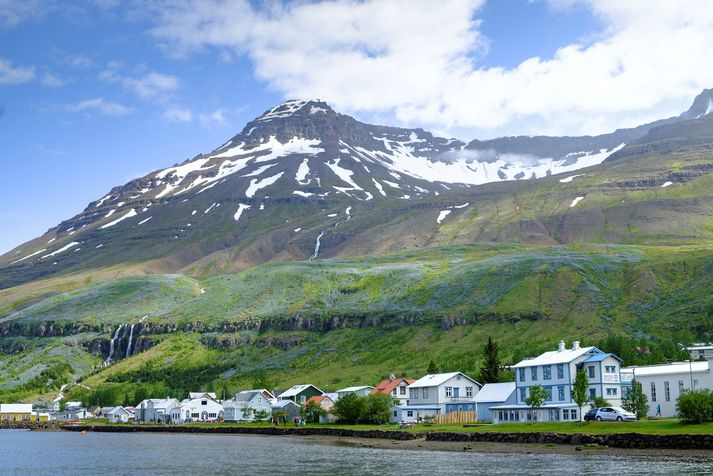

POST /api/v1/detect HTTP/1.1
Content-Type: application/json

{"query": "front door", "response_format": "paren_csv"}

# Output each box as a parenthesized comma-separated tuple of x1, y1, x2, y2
(453, 387, 459, 398)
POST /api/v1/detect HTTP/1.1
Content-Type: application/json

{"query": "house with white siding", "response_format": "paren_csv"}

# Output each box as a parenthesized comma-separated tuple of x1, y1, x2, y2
(178, 392, 224, 422)
(392, 372, 481, 423)
(490, 340, 623, 423)
(621, 358, 713, 417)
(474, 382, 516, 421)
(223, 390, 275, 422)
(134, 398, 181, 423)
(372, 375, 415, 405)
(107, 406, 131, 423)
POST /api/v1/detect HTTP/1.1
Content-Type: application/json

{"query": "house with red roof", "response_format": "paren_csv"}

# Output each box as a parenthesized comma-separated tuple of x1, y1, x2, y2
(371, 374, 415, 405)
(306, 395, 337, 423)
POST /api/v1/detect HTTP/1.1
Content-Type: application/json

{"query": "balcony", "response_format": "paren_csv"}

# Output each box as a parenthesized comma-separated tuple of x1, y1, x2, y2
(445, 396, 474, 403)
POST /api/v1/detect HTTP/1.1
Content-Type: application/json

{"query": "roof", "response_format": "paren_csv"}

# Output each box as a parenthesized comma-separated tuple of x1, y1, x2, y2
(408, 372, 480, 389)
(337, 386, 374, 393)
(108, 406, 130, 416)
(489, 403, 579, 410)
(0, 404, 33, 413)
(372, 378, 415, 395)
(278, 384, 323, 398)
(306, 395, 334, 406)
(474, 382, 516, 403)
(66, 401, 82, 407)
(583, 353, 622, 363)
(512, 346, 600, 368)
(188, 392, 217, 400)
(622, 361, 709, 377)
(272, 400, 300, 408)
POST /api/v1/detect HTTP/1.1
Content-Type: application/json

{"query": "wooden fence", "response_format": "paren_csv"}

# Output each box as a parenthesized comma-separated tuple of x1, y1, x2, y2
(434, 411, 478, 424)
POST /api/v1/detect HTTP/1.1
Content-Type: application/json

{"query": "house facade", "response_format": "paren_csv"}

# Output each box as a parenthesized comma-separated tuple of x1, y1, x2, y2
(621, 358, 713, 418)
(223, 390, 274, 422)
(272, 400, 301, 419)
(491, 340, 622, 423)
(134, 398, 180, 423)
(393, 372, 481, 423)
(0, 404, 33, 421)
(277, 385, 323, 405)
(474, 382, 516, 421)
(107, 406, 131, 423)
(178, 392, 224, 422)
(306, 395, 337, 423)
(371, 376, 415, 405)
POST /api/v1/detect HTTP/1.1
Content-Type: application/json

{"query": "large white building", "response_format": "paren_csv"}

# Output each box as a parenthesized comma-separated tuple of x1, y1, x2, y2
(490, 340, 623, 423)
(622, 358, 713, 418)
(135, 398, 181, 423)
(392, 372, 481, 423)
(178, 392, 224, 422)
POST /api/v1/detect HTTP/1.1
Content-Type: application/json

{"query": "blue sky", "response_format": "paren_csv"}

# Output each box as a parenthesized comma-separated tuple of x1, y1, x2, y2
(1, 0, 712, 254)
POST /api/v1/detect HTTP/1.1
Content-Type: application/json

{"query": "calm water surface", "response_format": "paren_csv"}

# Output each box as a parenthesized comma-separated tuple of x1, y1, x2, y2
(1, 430, 712, 475)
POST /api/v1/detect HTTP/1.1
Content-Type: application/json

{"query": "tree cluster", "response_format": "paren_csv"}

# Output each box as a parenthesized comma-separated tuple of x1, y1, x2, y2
(331, 392, 396, 424)
(677, 389, 713, 423)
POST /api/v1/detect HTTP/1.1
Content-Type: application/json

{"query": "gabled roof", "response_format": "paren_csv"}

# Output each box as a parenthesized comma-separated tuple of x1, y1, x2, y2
(512, 346, 600, 368)
(272, 400, 300, 408)
(337, 386, 374, 393)
(408, 372, 480, 389)
(622, 361, 709, 377)
(474, 382, 516, 403)
(583, 353, 622, 363)
(372, 378, 415, 395)
(188, 392, 217, 400)
(306, 395, 334, 406)
(108, 406, 130, 416)
(279, 384, 323, 398)
(0, 404, 32, 413)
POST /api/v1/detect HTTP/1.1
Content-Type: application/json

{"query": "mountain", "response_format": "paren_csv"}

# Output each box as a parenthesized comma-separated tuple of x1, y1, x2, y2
(4, 93, 708, 290)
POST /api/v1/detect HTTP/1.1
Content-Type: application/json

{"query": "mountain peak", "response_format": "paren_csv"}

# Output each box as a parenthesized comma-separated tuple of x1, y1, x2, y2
(680, 88, 713, 119)
(255, 99, 335, 122)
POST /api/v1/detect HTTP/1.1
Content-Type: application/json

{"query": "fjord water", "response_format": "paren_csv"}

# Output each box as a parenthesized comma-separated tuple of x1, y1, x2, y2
(1, 430, 711, 475)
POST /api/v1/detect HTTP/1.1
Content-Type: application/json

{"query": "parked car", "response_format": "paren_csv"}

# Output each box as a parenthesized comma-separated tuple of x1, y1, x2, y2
(593, 407, 636, 421)
(583, 408, 598, 421)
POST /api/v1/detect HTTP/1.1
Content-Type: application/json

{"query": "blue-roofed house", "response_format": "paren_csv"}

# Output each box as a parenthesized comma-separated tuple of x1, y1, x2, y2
(474, 382, 516, 421)
(490, 340, 623, 423)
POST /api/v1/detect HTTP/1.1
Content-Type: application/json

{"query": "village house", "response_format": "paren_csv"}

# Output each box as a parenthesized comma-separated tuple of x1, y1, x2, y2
(305, 395, 337, 423)
(272, 400, 301, 419)
(336, 386, 374, 399)
(684, 343, 713, 360)
(106, 406, 131, 423)
(621, 357, 713, 418)
(371, 375, 415, 405)
(0, 404, 33, 422)
(178, 392, 224, 422)
(490, 340, 623, 423)
(134, 398, 181, 423)
(277, 384, 323, 405)
(223, 390, 275, 422)
(392, 372, 481, 423)
(474, 382, 516, 421)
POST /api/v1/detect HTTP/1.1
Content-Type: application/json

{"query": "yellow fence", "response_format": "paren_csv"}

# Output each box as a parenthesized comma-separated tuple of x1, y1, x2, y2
(434, 411, 478, 424)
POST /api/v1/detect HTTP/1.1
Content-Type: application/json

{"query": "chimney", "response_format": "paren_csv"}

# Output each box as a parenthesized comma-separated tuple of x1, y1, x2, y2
(572, 341, 580, 350)
(389, 373, 395, 381)
(558, 340, 565, 352)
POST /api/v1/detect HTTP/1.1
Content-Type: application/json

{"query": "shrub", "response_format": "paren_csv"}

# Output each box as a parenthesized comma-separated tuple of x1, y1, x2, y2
(676, 389, 713, 424)
(332, 393, 367, 424)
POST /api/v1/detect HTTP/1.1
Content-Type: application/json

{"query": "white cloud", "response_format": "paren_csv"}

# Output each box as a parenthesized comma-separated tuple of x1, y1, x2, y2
(0, 0, 47, 28)
(40, 72, 67, 87)
(198, 109, 228, 128)
(163, 106, 193, 122)
(148, 0, 713, 136)
(99, 65, 180, 99)
(0, 57, 35, 85)
(66, 98, 134, 116)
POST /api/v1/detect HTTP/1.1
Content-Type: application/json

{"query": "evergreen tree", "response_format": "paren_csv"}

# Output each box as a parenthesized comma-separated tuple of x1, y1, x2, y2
(622, 378, 649, 419)
(427, 360, 439, 374)
(479, 336, 501, 383)
(571, 369, 590, 423)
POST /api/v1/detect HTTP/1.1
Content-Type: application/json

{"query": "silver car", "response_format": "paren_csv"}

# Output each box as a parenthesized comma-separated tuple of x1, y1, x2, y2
(594, 407, 636, 421)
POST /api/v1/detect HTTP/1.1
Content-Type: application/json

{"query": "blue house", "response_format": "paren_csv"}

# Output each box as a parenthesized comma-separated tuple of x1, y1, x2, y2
(474, 382, 516, 421)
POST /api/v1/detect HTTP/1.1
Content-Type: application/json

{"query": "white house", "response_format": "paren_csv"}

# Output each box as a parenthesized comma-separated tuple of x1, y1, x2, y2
(491, 340, 623, 423)
(392, 372, 481, 423)
(106, 406, 131, 423)
(684, 343, 713, 361)
(134, 398, 181, 423)
(336, 386, 374, 399)
(622, 358, 713, 418)
(223, 390, 275, 422)
(372, 376, 415, 405)
(474, 382, 516, 421)
(178, 392, 224, 422)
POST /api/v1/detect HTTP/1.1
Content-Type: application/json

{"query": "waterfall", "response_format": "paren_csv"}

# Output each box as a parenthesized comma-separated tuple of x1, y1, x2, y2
(125, 324, 136, 358)
(309, 231, 325, 261)
(104, 324, 124, 365)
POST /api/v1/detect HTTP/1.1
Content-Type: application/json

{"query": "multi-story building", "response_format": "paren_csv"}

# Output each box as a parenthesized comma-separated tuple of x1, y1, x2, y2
(392, 372, 481, 423)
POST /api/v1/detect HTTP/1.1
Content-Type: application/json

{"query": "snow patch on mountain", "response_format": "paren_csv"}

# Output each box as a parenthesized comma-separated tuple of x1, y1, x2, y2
(437, 210, 451, 224)
(41, 241, 79, 259)
(372, 179, 386, 196)
(296, 158, 311, 185)
(11, 248, 47, 264)
(245, 172, 284, 198)
(570, 196, 584, 208)
(100, 209, 138, 229)
(326, 159, 362, 190)
(560, 174, 585, 183)
(234, 203, 251, 222)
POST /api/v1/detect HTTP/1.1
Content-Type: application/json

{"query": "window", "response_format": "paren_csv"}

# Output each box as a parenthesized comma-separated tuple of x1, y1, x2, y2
(571, 409, 577, 420)
(543, 365, 551, 380)
(679, 380, 685, 392)
(209, 413, 216, 418)
(531, 367, 538, 381)
(191, 413, 199, 418)
(557, 364, 564, 379)
(544, 387, 552, 401)
(392, 389, 397, 395)
(650, 382, 657, 402)
(412, 389, 419, 400)
(445, 387, 452, 397)
(422, 388, 428, 399)
(400, 386, 406, 395)
(300, 396, 306, 404)
(588, 366, 595, 378)
(393, 411, 397, 417)
(407, 411, 413, 417)
(558, 386, 565, 401)
(606, 388, 618, 396)
(562, 409, 569, 420)
(664, 381, 670, 401)
(466, 386, 473, 397)
(201, 400, 208, 406)
(604, 365, 617, 373)
(456, 375, 461, 380)
(589, 388, 596, 399)
(519, 387, 526, 402)
(519, 368, 525, 382)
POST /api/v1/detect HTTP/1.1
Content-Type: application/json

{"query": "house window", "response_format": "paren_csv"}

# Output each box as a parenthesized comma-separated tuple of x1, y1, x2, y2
(650, 382, 657, 402)
(519, 368, 525, 382)
(571, 409, 577, 420)
(557, 364, 564, 379)
(589, 388, 596, 399)
(456, 375, 461, 381)
(392, 389, 397, 395)
(543, 365, 551, 380)
(606, 388, 618, 396)
(423, 388, 429, 399)
(412, 389, 419, 400)
(544, 387, 552, 401)
(679, 380, 685, 392)
(588, 366, 595, 378)
(201, 400, 208, 406)
(519, 387, 526, 402)
(400, 386, 406, 395)
(531, 367, 538, 380)
(407, 411, 413, 417)
(466, 387, 473, 397)
(562, 409, 569, 420)
(300, 396, 306, 404)
(393, 411, 397, 417)
(558, 386, 565, 401)
(445, 387, 452, 397)
(665, 381, 670, 402)
(605, 365, 617, 373)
